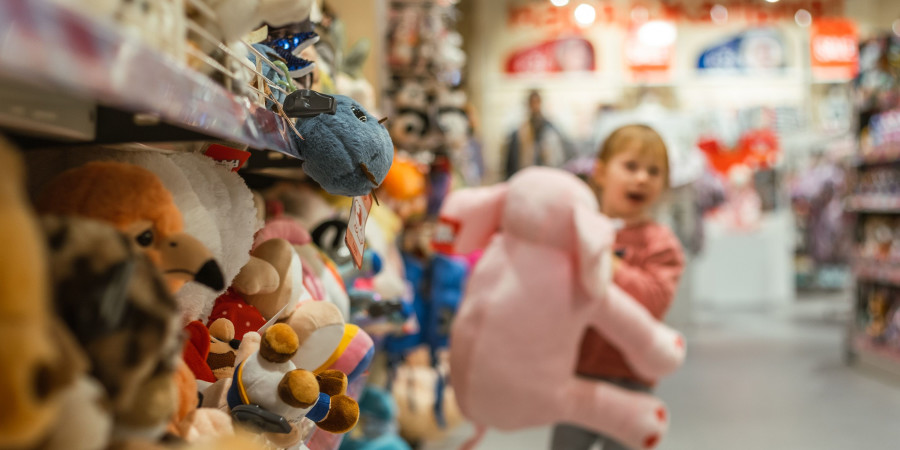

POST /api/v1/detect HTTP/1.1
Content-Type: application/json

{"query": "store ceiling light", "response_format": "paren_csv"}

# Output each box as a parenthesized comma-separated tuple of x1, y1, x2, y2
(574, 4, 596, 26)
(711, 4, 728, 24)
(550, 0, 569, 7)
(765, 0, 780, 3)
(795, 9, 812, 27)
(638, 20, 677, 47)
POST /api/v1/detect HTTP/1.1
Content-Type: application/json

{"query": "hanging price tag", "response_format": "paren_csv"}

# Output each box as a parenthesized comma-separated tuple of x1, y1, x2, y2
(431, 216, 461, 255)
(345, 195, 373, 269)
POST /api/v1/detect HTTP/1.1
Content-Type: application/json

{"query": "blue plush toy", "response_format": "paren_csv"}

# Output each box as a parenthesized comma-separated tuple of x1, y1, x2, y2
(290, 94, 394, 197)
(339, 387, 412, 450)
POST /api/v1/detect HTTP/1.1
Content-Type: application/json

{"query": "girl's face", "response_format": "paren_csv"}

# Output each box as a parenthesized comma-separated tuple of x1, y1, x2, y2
(592, 145, 666, 224)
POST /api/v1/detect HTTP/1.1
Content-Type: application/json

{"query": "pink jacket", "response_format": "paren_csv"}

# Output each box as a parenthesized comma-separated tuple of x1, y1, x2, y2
(578, 223, 685, 383)
(439, 167, 685, 450)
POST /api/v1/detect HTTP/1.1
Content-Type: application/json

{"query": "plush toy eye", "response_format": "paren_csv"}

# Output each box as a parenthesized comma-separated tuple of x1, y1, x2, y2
(351, 106, 367, 122)
(136, 229, 154, 247)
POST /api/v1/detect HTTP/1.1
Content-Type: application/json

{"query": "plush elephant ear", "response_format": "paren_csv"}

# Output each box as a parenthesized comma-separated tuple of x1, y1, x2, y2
(573, 206, 618, 301)
(436, 183, 508, 255)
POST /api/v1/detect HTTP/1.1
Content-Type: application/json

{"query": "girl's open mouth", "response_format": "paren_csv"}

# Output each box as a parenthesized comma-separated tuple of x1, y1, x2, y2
(626, 192, 646, 203)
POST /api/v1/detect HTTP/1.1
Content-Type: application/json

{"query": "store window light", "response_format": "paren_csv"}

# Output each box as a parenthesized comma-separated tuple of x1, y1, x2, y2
(550, 0, 569, 7)
(893, 19, 900, 37)
(795, 9, 812, 27)
(638, 21, 677, 47)
(574, 4, 596, 27)
(711, 4, 728, 24)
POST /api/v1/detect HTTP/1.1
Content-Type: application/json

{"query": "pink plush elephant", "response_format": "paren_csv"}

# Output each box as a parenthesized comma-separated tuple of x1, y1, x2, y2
(439, 167, 685, 450)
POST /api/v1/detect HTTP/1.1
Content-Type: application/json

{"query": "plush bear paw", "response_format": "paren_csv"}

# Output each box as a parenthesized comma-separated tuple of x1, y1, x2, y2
(315, 370, 349, 397)
(315, 394, 360, 434)
(259, 323, 299, 363)
(277, 369, 319, 409)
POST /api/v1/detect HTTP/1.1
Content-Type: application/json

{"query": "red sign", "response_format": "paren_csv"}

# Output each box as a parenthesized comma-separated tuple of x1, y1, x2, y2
(810, 18, 858, 81)
(204, 144, 251, 172)
(505, 37, 596, 75)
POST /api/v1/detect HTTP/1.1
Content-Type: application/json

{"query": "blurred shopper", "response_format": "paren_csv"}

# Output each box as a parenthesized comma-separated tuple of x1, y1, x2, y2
(551, 124, 685, 450)
(503, 89, 572, 179)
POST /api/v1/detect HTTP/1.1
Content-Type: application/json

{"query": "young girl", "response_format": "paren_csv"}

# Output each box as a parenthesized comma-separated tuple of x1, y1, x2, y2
(551, 124, 685, 450)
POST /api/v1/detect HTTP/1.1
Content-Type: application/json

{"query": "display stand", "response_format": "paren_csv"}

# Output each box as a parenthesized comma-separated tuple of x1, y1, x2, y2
(690, 210, 796, 309)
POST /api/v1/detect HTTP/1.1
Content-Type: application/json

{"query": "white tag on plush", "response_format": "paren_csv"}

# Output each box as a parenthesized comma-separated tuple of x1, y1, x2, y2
(257, 303, 292, 335)
(345, 195, 373, 269)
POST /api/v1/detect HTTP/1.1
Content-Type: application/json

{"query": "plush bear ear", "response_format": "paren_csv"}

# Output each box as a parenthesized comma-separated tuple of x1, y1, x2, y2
(573, 206, 617, 300)
(436, 184, 508, 255)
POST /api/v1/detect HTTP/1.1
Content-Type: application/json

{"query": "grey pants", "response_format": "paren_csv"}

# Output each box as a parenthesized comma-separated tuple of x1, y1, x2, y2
(550, 377, 652, 450)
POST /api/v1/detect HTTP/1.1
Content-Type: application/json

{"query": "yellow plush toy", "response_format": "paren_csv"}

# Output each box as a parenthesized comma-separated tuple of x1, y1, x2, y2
(0, 136, 79, 448)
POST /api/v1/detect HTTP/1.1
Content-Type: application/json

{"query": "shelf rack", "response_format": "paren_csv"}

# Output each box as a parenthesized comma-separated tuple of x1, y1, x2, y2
(0, 0, 299, 156)
(845, 195, 900, 213)
(847, 108, 900, 380)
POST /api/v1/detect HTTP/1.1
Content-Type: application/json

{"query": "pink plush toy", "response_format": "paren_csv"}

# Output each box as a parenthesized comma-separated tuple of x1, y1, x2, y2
(439, 167, 686, 450)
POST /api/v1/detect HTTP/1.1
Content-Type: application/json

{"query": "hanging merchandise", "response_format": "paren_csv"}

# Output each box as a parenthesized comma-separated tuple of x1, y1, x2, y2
(855, 34, 900, 124)
(283, 92, 395, 197)
(437, 167, 685, 450)
(385, 0, 483, 187)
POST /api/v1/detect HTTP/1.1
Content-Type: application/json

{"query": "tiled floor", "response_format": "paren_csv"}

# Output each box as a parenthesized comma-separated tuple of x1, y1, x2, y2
(423, 297, 900, 450)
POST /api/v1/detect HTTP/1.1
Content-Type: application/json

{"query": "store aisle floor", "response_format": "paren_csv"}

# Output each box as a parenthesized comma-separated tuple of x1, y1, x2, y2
(424, 297, 900, 450)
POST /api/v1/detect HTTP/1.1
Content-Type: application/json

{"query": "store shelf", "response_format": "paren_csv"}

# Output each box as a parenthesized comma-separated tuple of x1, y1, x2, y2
(857, 143, 900, 166)
(0, 0, 299, 155)
(854, 258, 900, 285)
(845, 195, 900, 213)
(850, 335, 900, 377)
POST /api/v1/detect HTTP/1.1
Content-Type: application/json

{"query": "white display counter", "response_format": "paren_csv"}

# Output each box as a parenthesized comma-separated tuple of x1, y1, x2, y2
(691, 211, 796, 309)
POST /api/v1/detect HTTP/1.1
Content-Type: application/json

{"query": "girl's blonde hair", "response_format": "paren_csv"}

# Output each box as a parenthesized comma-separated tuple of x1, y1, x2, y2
(597, 124, 670, 186)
